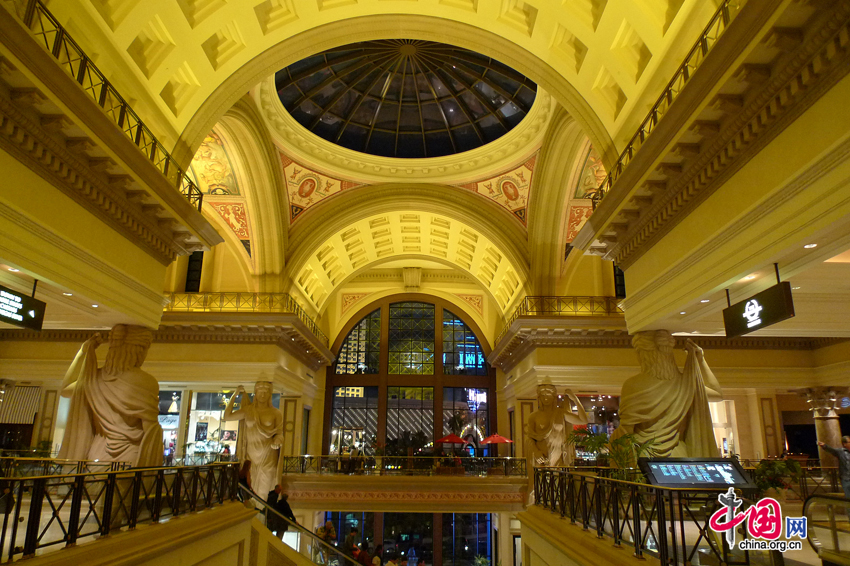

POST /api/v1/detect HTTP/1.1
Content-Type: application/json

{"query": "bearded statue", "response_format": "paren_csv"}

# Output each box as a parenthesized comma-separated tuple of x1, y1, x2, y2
(612, 331, 722, 458)
(58, 325, 163, 467)
(223, 381, 284, 497)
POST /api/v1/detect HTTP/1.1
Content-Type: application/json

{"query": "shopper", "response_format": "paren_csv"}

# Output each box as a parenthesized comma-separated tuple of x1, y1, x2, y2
(357, 544, 371, 566)
(314, 520, 336, 564)
(344, 527, 360, 555)
(819, 438, 850, 499)
(266, 485, 296, 534)
(372, 544, 383, 566)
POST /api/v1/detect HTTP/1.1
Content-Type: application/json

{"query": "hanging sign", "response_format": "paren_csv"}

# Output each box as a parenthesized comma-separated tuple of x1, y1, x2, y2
(723, 282, 794, 338)
(0, 284, 45, 331)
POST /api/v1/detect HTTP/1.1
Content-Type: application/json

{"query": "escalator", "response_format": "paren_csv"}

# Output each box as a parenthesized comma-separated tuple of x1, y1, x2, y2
(804, 495, 850, 565)
(239, 486, 362, 566)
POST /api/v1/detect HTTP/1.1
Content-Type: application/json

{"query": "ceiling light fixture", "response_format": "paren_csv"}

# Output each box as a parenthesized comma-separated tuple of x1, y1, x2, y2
(7, 268, 19, 272)
(91, 304, 99, 308)
(700, 299, 710, 303)
(792, 286, 801, 290)
(63, 292, 73, 296)
(680, 311, 687, 315)
(744, 275, 756, 280)
(803, 243, 818, 249)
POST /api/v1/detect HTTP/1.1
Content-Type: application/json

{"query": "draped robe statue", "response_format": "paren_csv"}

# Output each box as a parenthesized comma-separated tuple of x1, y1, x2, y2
(223, 382, 284, 497)
(527, 384, 587, 467)
(613, 331, 722, 458)
(58, 325, 163, 467)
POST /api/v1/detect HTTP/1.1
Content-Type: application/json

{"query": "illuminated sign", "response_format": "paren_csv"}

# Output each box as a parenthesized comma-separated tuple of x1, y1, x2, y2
(722, 282, 794, 338)
(0, 284, 45, 331)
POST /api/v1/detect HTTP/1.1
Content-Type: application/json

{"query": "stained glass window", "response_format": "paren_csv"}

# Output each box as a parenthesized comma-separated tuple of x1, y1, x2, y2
(335, 309, 381, 374)
(388, 302, 435, 374)
(442, 310, 487, 375)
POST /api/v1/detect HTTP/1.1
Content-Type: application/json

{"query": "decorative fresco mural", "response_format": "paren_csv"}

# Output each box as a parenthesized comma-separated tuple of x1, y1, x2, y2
(341, 293, 370, 316)
(454, 153, 537, 225)
(454, 294, 484, 316)
(573, 145, 606, 199)
(564, 201, 594, 243)
(207, 201, 253, 258)
(190, 132, 240, 196)
(282, 153, 363, 223)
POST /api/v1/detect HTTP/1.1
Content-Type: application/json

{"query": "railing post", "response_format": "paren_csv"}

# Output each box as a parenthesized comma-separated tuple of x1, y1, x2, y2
(50, 27, 64, 58)
(206, 466, 214, 508)
(190, 468, 199, 511)
(656, 489, 669, 565)
(152, 469, 164, 522)
(23, 0, 38, 27)
(23, 477, 46, 557)
(128, 471, 142, 529)
(611, 483, 621, 547)
(172, 469, 182, 515)
(101, 473, 115, 535)
(632, 485, 642, 558)
(65, 474, 86, 546)
(595, 479, 604, 538)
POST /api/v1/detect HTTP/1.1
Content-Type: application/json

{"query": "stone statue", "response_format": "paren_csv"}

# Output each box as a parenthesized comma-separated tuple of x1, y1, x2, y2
(527, 383, 587, 467)
(612, 331, 722, 458)
(223, 381, 284, 497)
(58, 325, 163, 467)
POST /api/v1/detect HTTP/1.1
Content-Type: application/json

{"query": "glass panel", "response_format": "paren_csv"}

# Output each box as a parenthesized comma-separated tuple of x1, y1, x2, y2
(325, 511, 376, 554)
(335, 309, 381, 374)
(443, 388, 489, 455)
(384, 513, 434, 566)
(388, 302, 435, 375)
(330, 386, 379, 455)
(386, 386, 434, 456)
(442, 513, 492, 566)
(442, 310, 487, 375)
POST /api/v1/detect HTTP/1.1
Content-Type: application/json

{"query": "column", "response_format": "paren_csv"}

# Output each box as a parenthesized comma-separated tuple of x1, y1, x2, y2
(807, 388, 846, 467)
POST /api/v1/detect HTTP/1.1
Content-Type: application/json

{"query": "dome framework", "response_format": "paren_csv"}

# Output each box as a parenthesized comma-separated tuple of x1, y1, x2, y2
(275, 40, 537, 159)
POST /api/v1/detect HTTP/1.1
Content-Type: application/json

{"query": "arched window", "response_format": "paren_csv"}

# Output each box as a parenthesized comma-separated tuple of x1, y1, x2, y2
(335, 308, 381, 374)
(327, 296, 494, 456)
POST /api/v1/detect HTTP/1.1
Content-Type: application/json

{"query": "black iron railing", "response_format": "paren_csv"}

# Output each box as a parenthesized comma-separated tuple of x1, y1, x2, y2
(240, 486, 362, 566)
(534, 467, 760, 565)
(591, 0, 743, 209)
(164, 292, 329, 346)
(281, 455, 526, 477)
(0, 462, 238, 561)
(496, 296, 623, 346)
(0, 457, 129, 478)
(16, 0, 203, 211)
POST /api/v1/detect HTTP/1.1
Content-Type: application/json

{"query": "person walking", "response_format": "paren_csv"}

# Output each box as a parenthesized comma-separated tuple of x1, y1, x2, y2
(266, 485, 297, 535)
(819, 437, 850, 500)
(344, 527, 360, 555)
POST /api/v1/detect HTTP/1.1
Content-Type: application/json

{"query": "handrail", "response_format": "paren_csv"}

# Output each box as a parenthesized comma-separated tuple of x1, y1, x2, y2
(240, 486, 362, 566)
(495, 296, 623, 346)
(14, 0, 203, 211)
(282, 454, 527, 476)
(164, 292, 329, 346)
(803, 494, 850, 561)
(0, 456, 130, 477)
(0, 461, 239, 561)
(591, 0, 744, 209)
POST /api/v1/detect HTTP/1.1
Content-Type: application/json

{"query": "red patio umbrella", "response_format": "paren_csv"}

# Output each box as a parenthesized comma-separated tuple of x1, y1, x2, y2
(435, 434, 468, 444)
(480, 434, 513, 444)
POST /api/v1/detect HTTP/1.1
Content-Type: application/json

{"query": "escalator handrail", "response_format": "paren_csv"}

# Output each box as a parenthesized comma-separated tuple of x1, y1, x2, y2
(803, 493, 850, 557)
(238, 485, 362, 566)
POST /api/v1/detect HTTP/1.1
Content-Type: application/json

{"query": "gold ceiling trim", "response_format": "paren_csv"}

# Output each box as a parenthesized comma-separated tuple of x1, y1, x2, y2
(257, 76, 554, 184)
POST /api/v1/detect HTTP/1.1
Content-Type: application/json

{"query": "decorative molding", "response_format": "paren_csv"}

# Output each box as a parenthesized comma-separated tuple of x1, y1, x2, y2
(286, 490, 525, 504)
(281, 150, 363, 223)
(258, 76, 554, 184)
(453, 152, 538, 225)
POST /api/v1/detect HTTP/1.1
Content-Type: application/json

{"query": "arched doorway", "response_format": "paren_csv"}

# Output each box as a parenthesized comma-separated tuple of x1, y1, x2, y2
(323, 294, 495, 457)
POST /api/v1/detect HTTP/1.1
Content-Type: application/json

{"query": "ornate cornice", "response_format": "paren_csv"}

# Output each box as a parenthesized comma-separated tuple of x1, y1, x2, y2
(577, 0, 850, 267)
(257, 76, 554, 185)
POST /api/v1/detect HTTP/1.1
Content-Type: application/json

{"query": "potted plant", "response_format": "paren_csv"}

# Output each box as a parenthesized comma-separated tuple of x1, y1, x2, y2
(567, 428, 610, 466)
(370, 436, 385, 474)
(751, 459, 801, 500)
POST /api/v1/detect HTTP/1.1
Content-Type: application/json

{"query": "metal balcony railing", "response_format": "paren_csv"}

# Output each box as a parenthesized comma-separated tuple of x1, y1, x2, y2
(281, 455, 527, 477)
(15, 0, 203, 211)
(495, 296, 624, 346)
(591, 0, 744, 209)
(164, 292, 329, 346)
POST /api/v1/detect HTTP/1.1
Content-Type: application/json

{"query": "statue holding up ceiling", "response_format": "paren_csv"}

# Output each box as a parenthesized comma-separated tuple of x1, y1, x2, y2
(223, 381, 284, 497)
(58, 325, 163, 467)
(612, 331, 722, 458)
(527, 382, 588, 468)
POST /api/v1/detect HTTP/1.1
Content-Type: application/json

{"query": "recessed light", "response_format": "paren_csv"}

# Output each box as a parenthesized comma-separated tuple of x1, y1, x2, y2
(692, 331, 699, 334)
(63, 292, 73, 296)
(792, 286, 801, 290)
(804, 243, 818, 249)
(700, 299, 710, 303)
(680, 311, 687, 315)
(7, 268, 19, 272)
(744, 275, 756, 280)
(91, 304, 99, 308)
